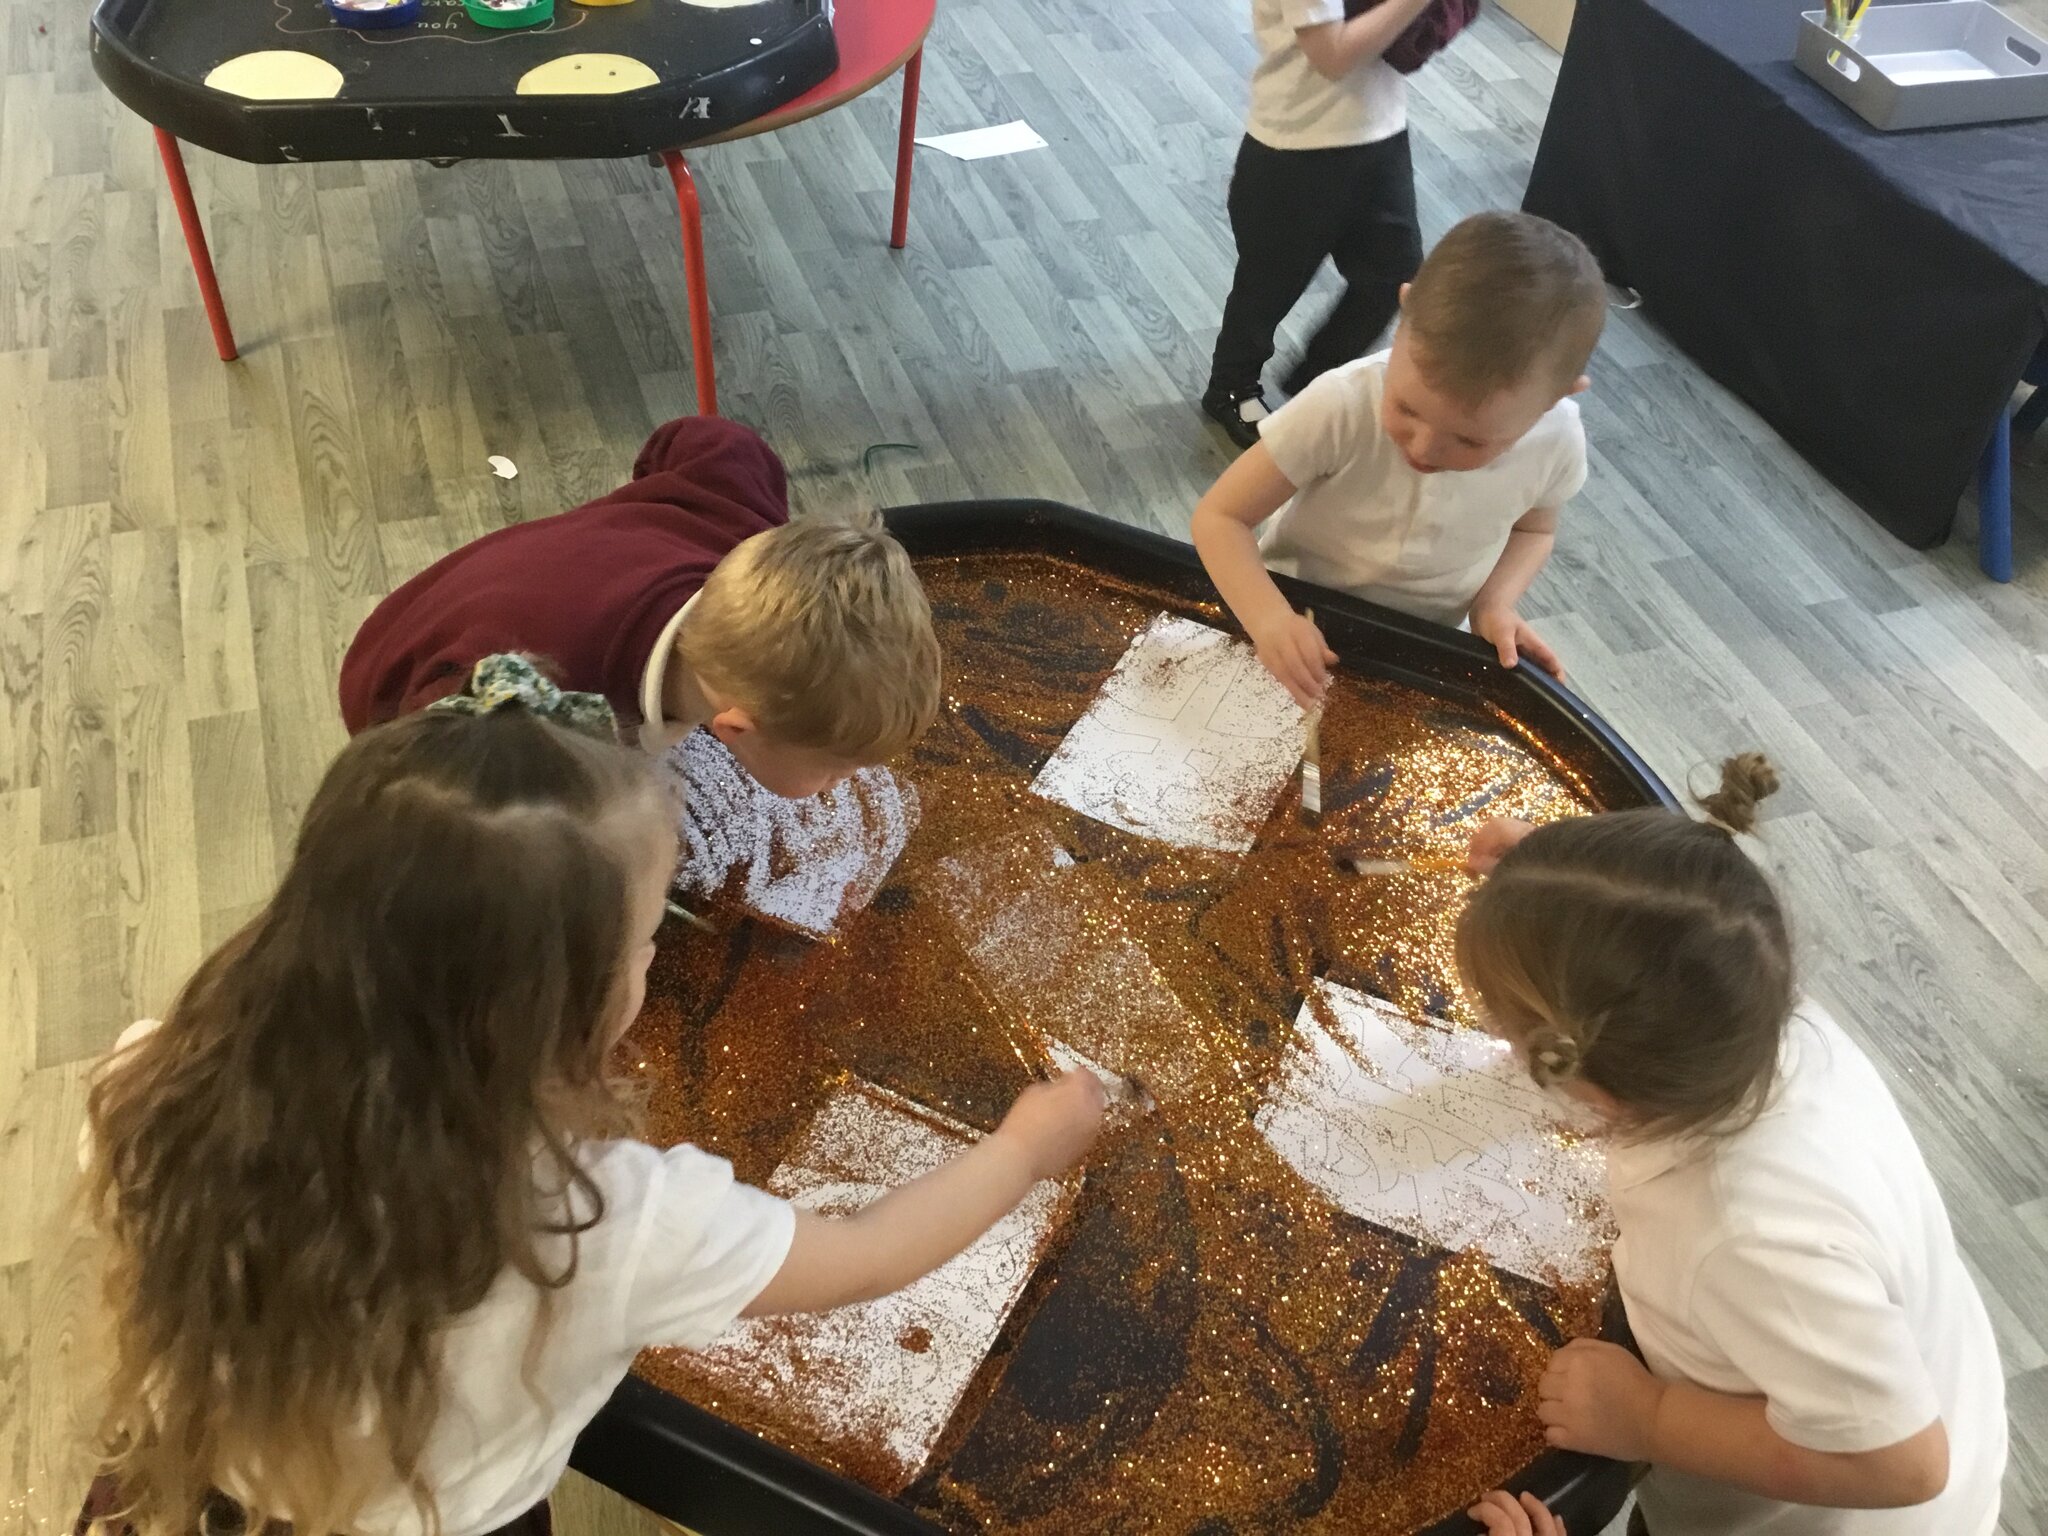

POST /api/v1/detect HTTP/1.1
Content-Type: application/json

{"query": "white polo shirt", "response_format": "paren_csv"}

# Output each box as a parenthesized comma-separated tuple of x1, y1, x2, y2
(90, 1022, 796, 1536)
(1256, 352, 1586, 627)
(1609, 1004, 2006, 1536)
(1247, 0, 1406, 151)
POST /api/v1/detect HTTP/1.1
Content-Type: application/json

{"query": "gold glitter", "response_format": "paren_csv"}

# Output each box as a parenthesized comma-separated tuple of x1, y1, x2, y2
(625, 553, 1626, 1532)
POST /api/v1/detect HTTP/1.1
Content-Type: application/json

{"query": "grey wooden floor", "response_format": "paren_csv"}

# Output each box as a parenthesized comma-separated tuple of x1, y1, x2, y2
(3, 0, 2044, 1529)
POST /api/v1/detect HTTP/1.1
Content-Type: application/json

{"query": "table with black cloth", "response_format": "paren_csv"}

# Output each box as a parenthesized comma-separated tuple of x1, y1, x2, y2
(1522, 0, 2048, 554)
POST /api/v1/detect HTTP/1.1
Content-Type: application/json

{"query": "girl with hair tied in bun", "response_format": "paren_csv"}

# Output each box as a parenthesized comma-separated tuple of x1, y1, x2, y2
(1453, 755, 2006, 1536)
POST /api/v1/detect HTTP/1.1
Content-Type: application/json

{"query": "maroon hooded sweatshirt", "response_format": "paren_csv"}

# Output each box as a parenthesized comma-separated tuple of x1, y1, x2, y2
(339, 417, 789, 735)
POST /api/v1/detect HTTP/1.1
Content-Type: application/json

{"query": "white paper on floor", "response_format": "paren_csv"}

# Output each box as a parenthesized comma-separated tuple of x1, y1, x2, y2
(689, 1078, 1070, 1490)
(1030, 612, 1307, 853)
(669, 730, 917, 938)
(913, 120, 1049, 160)
(1256, 978, 1612, 1285)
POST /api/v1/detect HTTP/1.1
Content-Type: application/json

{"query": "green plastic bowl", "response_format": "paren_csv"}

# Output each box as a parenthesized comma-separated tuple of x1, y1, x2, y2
(462, 0, 552, 29)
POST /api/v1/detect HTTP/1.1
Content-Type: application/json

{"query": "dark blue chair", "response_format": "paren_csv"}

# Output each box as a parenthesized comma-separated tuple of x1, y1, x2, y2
(1978, 343, 2048, 582)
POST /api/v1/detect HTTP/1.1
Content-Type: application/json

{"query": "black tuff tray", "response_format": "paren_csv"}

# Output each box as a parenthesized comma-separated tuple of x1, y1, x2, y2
(88, 0, 835, 162)
(571, 500, 1667, 1535)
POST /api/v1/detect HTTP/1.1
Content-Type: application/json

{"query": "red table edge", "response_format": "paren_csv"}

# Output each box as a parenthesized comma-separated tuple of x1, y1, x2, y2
(688, 0, 933, 149)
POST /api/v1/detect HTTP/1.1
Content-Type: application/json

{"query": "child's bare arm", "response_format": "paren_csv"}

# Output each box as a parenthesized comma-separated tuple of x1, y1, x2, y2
(742, 1071, 1105, 1317)
(1295, 0, 1437, 81)
(1468, 505, 1561, 677)
(1191, 444, 1335, 709)
(1540, 1338, 1951, 1510)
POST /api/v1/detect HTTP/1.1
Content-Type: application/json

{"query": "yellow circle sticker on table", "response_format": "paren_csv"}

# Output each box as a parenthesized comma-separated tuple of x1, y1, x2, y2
(515, 54, 663, 94)
(203, 51, 345, 100)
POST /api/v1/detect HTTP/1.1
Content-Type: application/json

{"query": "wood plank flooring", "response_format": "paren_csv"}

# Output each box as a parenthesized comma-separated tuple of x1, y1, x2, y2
(2, 0, 2045, 1531)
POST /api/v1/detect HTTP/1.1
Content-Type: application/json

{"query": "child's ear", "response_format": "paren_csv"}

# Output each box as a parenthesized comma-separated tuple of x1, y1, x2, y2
(707, 706, 758, 746)
(1397, 281, 1411, 307)
(1567, 374, 1591, 398)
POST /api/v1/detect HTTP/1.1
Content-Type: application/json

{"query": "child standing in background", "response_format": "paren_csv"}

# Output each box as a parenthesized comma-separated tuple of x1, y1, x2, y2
(1201, 0, 1437, 448)
(1194, 212, 1605, 703)
(80, 677, 1102, 1536)
(1458, 757, 2007, 1536)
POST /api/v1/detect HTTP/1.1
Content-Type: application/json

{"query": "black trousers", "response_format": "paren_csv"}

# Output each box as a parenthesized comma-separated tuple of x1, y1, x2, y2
(1208, 131, 1423, 397)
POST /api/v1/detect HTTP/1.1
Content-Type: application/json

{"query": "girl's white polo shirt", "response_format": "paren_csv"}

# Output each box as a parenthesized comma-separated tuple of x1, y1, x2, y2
(1608, 1003, 2006, 1535)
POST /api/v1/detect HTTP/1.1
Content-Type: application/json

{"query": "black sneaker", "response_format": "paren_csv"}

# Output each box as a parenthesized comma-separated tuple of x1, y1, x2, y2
(1201, 385, 1272, 450)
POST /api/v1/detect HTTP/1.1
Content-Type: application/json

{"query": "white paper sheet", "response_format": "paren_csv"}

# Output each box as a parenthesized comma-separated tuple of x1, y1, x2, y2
(1256, 979, 1611, 1285)
(926, 827, 1203, 1104)
(913, 120, 1049, 160)
(688, 1080, 1068, 1489)
(669, 731, 917, 937)
(1030, 612, 1306, 853)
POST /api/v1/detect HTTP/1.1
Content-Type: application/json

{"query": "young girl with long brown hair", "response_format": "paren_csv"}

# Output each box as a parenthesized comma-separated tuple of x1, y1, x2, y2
(1454, 756, 2006, 1536)
(81, 662, 1103, 1536)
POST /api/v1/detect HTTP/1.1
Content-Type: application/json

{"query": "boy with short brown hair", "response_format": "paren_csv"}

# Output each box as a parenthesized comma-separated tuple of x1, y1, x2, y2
(1192, 211, 1606, 705)
(340, 417, 941, 799)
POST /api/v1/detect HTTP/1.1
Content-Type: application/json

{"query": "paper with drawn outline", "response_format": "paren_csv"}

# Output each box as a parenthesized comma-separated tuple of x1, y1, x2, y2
(1030, 613, 1306, 853)
(1256, 978, 1612, 1285)
(685, 1079, 1068, 1489)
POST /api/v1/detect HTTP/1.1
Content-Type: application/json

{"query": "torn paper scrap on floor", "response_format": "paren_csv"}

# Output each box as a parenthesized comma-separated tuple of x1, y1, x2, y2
(687, 1078, 1070, 1490)
(1256, 978, 1611, 1286)
(1030, 612, 1306, 853)
(913, 120, 1048, 160)
(670, 730, 917, 938)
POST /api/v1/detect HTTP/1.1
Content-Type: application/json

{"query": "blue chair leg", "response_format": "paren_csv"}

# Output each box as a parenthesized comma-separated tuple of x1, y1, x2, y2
(1979, 408, 2013, 582)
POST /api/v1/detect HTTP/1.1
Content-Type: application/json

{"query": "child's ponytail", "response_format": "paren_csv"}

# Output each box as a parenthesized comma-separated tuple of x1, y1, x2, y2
(1697, 751, 1781, 837)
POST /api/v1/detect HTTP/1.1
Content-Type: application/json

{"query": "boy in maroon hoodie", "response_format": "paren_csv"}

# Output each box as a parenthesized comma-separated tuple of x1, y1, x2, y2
(340, 418, 941, 798)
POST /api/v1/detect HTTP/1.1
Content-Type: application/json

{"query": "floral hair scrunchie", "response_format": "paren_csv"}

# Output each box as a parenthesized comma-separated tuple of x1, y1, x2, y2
(428, 654, 620, 743)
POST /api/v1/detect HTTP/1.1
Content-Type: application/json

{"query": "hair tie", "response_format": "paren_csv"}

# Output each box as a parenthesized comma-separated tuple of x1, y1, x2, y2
(429, 654, 619, 742)
(1527, 1028, 1582, 1085)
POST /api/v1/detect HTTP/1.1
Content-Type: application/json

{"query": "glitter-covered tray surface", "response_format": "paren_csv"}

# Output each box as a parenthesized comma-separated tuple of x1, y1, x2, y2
(571, 501, 1672, 1536)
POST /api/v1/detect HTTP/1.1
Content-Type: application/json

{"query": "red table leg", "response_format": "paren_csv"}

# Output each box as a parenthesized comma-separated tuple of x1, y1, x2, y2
(891, 46, 922, 251)
(154, 128, 237, 362)
(661, 150, 718, 418)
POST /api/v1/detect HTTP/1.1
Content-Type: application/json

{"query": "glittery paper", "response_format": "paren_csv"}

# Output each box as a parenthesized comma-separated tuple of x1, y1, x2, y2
(626, 552, 1623, 1534)
(668, 730, 918, 937)
(1029, 613, 1306, 852)
(654, 1078, 1072, 1492)
(924, 826, 1207, 1104)
(1258, 978, 1614, 1285)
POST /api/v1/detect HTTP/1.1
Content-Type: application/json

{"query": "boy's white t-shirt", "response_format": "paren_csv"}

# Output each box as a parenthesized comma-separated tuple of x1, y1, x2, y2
(1256, 352, 1586, 628)
(1248, 0, 1407, 150)
(1608, 1003, 2006, 1536)
(90, 1023, 796, 1536)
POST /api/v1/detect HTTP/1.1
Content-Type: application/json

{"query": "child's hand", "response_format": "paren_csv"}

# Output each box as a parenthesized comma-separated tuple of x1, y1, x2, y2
(1466, 816, 1537, 875)
(1538, 1338, 1666, 1462)
(994, 1070, 1107, 1181)
(1466, 1490, 1566, 1536)
(1249, 610, 1336, 710)
(1470, 606, 1563, 679)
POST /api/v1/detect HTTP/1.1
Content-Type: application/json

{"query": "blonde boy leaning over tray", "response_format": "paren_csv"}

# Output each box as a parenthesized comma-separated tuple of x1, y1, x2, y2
(1192, 210, 1607, 708)
(340, 417, 941, 800)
